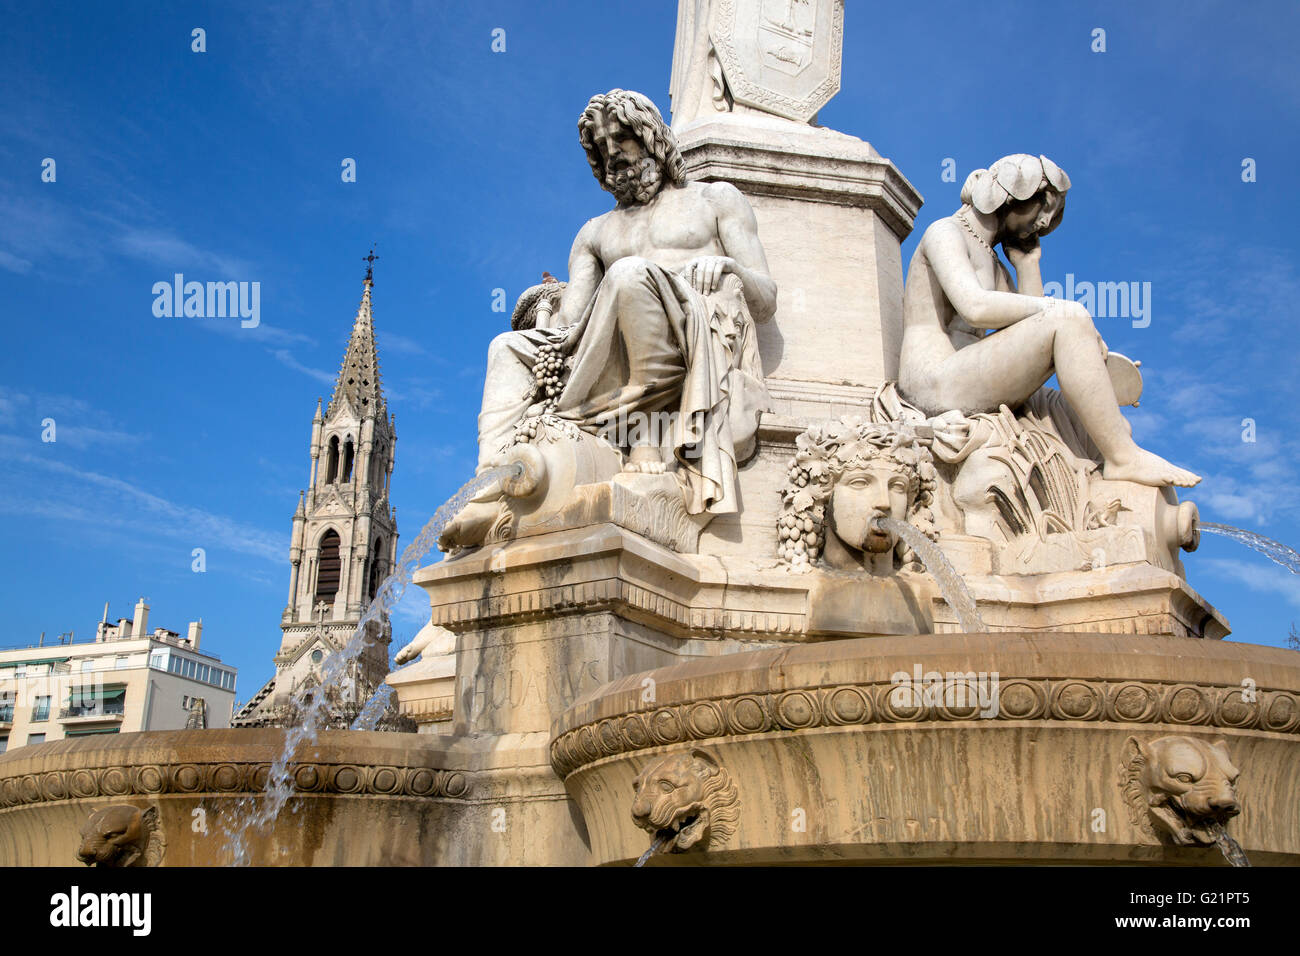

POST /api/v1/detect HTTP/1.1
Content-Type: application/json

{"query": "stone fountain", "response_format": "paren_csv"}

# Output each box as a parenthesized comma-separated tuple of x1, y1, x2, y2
(2, 0, 1297, 867)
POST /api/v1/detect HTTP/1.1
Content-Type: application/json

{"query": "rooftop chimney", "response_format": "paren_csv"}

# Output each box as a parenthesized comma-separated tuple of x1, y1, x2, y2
(132, 597, 150, 641)
(117, 618, 132, 639)
(187, 619, 202, 651)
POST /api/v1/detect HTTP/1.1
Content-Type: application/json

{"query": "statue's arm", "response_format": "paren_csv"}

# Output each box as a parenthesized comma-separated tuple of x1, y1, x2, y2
(925, 219, 1048, 330)
(1004, 242, 1043, 296)
(711, 182, 778, 322)
(546, 218, 604, 329)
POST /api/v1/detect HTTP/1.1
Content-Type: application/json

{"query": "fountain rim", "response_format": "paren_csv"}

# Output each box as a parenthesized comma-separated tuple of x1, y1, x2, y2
(548, 631, 1300, 778)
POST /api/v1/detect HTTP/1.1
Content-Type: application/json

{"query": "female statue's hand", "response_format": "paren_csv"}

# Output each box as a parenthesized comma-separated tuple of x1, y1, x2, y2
(1003, 236, 1041, 264)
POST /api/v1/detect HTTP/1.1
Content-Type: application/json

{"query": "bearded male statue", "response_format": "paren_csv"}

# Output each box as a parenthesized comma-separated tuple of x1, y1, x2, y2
(440, 89, 776, 550)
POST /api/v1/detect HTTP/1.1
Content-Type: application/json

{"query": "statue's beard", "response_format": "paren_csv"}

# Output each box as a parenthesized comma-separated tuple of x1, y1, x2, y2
(607, 156, 663, 204)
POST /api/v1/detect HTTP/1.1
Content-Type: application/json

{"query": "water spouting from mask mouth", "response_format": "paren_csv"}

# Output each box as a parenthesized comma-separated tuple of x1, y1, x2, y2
(219, 464, 519, 865)
(872, 516, 986, 633)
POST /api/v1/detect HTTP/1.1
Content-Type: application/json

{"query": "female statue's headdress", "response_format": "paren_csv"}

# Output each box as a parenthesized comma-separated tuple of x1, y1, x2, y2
(960, 154, 1071, 214)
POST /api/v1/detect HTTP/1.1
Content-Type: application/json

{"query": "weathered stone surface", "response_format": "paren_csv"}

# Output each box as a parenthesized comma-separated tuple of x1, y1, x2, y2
(552, 633, 1300, 865)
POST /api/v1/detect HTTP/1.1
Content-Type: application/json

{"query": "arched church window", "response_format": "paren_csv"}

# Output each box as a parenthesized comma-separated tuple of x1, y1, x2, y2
(314, 530, 342, 603)
(342, 438, 355, 482)
(368, 537, 384, 601)
(325, 436, 340, 484)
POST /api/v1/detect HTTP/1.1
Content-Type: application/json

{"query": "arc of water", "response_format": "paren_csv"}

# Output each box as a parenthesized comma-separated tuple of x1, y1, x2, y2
(221, 465, 517, 865)
(635, 831, 670, 868)
(1207, 821, 1251, 867)
(873, 516, 987, 634)
(1200, 522, 1300, 575)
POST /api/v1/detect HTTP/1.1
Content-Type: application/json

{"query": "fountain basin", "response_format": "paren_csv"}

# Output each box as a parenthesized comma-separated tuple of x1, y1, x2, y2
(551, 632, 1300, 865)
(0, 729, 479, 866)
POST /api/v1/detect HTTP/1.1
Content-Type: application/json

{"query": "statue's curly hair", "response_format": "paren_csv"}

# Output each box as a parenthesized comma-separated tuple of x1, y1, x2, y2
(578, 89, 685, 195)
(778, 419, 937, 571)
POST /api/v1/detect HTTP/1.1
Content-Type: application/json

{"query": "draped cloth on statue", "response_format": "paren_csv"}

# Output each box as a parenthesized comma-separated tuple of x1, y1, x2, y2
(871, 380, 1102, 469)
(555, 256, 767, 516)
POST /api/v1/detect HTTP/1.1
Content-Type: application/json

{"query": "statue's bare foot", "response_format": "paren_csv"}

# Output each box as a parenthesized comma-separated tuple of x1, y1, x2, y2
(437, 499, 503, 551)
(623, 445, 667, 474)
(1103, 450, 1202, 488)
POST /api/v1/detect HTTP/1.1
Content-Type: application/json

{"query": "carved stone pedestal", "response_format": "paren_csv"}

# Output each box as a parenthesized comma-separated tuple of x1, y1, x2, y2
(674, 116, 923, 560)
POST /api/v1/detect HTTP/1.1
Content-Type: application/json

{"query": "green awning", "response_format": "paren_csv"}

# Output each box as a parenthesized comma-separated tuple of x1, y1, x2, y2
(64, 728, 121, 737)
(5, 657, 70, 668)
(68, 686, 126, 705)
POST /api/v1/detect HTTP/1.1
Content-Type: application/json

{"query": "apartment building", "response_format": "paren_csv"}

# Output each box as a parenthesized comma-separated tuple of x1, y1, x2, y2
(0, 598, 237, 753)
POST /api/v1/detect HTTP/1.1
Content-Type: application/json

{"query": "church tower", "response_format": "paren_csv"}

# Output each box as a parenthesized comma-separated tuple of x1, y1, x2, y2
(234, 255, 399, 728)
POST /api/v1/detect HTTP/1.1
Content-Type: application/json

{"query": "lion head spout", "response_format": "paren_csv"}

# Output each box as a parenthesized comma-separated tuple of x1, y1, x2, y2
(1120, 735, 1241, 846)
(77, 804, 162, 867)
(631, 749, 739, 853)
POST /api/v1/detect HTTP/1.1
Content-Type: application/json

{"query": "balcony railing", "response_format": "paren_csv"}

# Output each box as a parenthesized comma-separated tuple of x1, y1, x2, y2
(59, 703, 125, 722)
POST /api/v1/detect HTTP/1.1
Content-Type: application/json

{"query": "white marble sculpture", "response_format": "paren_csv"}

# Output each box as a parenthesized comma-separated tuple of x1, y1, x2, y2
(778, 419, 936, 574)
(440, 89, 776, 550)
(670, 0, 844, 129)
(898, 154, 1200, 488)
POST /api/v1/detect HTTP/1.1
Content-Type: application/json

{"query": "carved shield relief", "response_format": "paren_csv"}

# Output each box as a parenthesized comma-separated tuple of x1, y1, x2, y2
(711, 0, 843, 122)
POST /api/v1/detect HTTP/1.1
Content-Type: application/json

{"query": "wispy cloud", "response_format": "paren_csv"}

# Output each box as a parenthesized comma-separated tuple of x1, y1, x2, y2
(0, 249, 32, 274)
(378, 330, 430, 357)
(268, 349, 336, 386)
(0, 388, 146, 449)
(115, 228, 255, 278)
(197, 316, 316, 348)
(0, 441, 283, 564)
(1200, 557, 1300, 612)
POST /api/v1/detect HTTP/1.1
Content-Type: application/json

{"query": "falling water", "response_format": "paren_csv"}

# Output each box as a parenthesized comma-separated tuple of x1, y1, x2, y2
(1200, 522, 1300, 574)
(874, 516, 987, 633)
(1207, 822, 1251, 867)
(634, 831, 670, 868)
(221, 465, 517, 865)
(350, 684, 396, 731)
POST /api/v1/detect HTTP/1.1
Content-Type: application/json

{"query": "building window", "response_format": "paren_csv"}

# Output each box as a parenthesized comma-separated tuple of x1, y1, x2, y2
(0, 737, 6, 754)
(32, 696, 50, 722)
(182, 695, 190, 709)
(149, 651, 166, 670)
(115, 656, 130, 669)
(0, 697, 13, 722)
(325, 435, 340, 483)
(27, 733, 45, 746)
(315, 530, 342, 603)
(81, 659, 96, 673)
(342, 437, 355, 482)
(311, 649, 324, 664)
(367, 537, 385, 601)
(67, 687, 125, 718)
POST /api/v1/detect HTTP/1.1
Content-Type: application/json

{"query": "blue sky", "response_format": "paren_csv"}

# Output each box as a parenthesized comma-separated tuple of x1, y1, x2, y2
(1, 0, 1298, 699)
